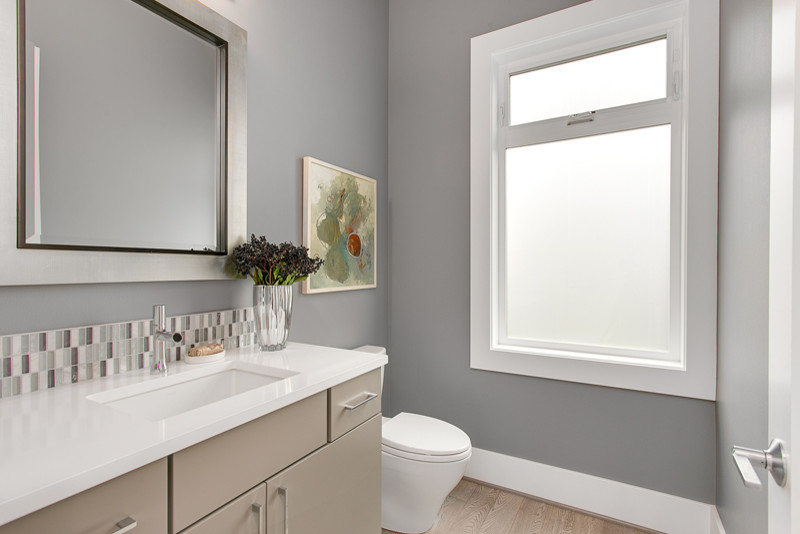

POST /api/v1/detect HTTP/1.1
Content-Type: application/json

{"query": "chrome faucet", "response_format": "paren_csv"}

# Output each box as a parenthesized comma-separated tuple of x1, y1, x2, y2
(152, 304, 182, 375)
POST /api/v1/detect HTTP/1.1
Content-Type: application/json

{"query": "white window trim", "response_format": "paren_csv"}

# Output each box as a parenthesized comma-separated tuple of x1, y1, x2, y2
(469, 0, 718, 400)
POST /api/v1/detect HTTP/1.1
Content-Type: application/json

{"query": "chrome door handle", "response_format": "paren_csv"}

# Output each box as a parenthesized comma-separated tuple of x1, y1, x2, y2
(732, 447, 763, 488)
(278, 485, 288, 534)
(112, 517, 137, 534)
(251, 503, 265, 534)
(343, 392, 378, 410)
(732, 438, 787, 488)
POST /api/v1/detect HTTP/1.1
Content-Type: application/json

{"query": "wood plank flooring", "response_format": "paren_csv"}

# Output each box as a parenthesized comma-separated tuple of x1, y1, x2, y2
(382, 479, 659, 534)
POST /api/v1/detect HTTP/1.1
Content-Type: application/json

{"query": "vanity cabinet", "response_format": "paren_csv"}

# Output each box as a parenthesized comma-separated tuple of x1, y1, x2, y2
(175, 368, 382, 534)
(0, 458, 167, 534)
(0, 367, 382, 534)
(266, 414, 381, 534)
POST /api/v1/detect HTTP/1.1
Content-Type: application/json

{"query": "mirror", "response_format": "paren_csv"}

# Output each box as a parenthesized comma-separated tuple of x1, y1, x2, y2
(19, 0, 227, 254)
(0, 0, 246, 284)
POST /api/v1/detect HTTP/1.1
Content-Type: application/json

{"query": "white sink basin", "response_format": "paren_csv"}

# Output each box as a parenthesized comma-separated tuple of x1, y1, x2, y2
(87, 362, 297, 422)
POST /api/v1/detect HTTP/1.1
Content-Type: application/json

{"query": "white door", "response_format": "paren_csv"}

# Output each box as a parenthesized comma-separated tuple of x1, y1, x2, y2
(768, 0, 800, 531)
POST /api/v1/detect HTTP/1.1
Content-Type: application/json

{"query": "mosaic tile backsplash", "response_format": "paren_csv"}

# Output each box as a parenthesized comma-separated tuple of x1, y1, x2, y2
(0, 308, 256, 399)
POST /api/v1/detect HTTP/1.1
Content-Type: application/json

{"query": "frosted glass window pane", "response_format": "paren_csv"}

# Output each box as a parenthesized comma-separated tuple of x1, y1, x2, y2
(509, 39, 667, 125)
(505, 125, 671, 353)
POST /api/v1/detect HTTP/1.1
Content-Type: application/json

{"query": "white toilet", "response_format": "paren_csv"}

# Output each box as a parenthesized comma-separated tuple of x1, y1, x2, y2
(354, 346, 472, 534)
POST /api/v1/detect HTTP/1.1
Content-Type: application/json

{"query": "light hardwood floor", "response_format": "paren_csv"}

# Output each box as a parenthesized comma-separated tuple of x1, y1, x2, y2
(382, 479, 659, 534)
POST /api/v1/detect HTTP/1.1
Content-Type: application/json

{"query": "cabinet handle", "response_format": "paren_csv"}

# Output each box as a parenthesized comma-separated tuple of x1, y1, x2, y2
(251, 503, 265, 534)
(112, 517, 137, 534)
(278, 485, 289, 534)
(343, 392, 378, 410)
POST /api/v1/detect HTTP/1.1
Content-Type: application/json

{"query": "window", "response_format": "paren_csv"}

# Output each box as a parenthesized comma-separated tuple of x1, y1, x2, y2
(470, 0, 718, 399)
(508, 38, 668, 125)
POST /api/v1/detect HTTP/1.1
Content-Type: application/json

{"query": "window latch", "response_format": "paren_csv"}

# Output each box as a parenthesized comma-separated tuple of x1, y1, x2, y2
(673, 70, 681, 100)
(567, 111, 595, 126)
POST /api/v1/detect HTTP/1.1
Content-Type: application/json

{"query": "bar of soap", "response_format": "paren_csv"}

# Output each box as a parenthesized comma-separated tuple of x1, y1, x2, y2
(187, 343, 224, 357)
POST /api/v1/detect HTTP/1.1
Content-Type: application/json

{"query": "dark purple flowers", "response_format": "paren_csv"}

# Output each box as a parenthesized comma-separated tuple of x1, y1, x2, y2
(228, 234, 324, 285)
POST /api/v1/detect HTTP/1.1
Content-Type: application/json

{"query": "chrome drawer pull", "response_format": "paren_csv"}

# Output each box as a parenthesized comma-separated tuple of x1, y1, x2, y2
(112, 517, 137, 534)
(251, 502, 265, 534)
(343, 392, 378, 410)
(278, 485, 288, 534)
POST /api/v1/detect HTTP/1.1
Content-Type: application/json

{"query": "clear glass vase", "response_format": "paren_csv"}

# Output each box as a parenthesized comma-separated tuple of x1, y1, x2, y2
(253, 285, 293, 351)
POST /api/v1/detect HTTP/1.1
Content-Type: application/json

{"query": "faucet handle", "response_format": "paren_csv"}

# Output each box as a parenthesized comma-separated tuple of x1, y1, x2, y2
(152, 305, 182, 342)
(153, 304, 167, 331)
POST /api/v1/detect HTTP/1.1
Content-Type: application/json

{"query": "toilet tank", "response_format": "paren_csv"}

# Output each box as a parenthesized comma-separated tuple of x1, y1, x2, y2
(353, 345, 386, 356)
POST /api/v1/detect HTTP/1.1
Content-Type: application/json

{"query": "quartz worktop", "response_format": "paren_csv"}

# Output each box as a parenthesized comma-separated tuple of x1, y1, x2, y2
(0, 342, 387, 526)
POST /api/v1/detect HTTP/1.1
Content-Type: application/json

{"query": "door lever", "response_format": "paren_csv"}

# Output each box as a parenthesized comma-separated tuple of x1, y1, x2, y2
(732, 439, 787, 489)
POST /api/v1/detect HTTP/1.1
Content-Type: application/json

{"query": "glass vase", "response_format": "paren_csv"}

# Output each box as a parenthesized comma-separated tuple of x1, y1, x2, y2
(253, 285, 293, 351)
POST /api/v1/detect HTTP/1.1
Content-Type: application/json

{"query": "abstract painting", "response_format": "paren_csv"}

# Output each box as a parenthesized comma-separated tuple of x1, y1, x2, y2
(302, 157, 377, 293)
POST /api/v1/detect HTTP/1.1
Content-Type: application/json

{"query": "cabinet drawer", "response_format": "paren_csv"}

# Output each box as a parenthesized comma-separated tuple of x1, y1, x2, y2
(180, 483, 266, 534)
(0, 459, 166, 534)
(267, 415, 381, 534)
(171, 392, 326, 533)
(328, 368, 381, 441)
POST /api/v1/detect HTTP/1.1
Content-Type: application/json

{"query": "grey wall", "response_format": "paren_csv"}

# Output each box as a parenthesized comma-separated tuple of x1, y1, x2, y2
(716, 0, 772, 531)
(1, 0, 389, 355)
(387, 0, 715, 503)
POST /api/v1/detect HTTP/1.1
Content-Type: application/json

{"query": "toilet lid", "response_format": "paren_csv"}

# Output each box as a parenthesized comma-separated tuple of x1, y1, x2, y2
(382, 412, 471, 456)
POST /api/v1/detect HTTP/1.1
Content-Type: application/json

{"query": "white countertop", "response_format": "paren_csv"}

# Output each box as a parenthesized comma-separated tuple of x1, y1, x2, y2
(0, 342, 387, 526)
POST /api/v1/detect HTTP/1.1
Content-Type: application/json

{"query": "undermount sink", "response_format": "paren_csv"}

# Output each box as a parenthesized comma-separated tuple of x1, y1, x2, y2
(87, 362, 297, 422)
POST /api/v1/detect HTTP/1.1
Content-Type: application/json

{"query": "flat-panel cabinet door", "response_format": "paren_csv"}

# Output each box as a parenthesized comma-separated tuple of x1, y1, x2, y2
(0, 459, 167, 534)
(266, 415, 381, 534)
(180, 483, 266, 534)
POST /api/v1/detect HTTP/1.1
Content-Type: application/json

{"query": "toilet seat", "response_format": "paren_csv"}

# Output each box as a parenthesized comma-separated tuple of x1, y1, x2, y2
(382, 413, 471, 463)
(382, 443, 472, 463)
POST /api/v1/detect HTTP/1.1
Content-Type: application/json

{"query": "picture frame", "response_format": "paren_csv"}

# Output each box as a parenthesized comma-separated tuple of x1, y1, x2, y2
(302, 157, 377, 294)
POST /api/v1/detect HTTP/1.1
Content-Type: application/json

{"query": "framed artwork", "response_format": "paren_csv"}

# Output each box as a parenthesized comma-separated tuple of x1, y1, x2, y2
(302, 157, 377, 293)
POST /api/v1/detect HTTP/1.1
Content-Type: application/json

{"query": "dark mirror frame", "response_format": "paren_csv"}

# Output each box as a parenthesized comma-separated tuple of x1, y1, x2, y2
(16, 0, 229, 255)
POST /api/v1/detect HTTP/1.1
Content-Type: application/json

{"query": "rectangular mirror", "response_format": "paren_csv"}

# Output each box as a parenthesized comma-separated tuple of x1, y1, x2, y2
(0, 0, 246, 284)
(20, 0, 226, 253)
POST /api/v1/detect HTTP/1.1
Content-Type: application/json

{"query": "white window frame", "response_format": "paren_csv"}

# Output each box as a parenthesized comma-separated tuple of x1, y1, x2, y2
(470, 0, 719, 400)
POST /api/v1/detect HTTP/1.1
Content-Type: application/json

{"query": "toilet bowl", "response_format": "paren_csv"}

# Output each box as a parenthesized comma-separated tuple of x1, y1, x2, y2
(353, 346, 472, 534)
(381, 412, 472, 534)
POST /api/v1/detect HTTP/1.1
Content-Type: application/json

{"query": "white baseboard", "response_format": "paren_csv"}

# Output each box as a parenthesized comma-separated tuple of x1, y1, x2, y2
(709, 506, 727, 534)
(465, 448, 724, 534)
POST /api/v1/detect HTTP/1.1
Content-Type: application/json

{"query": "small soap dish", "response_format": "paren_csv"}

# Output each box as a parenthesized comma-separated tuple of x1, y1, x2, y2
(184, 351, 226, 365)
